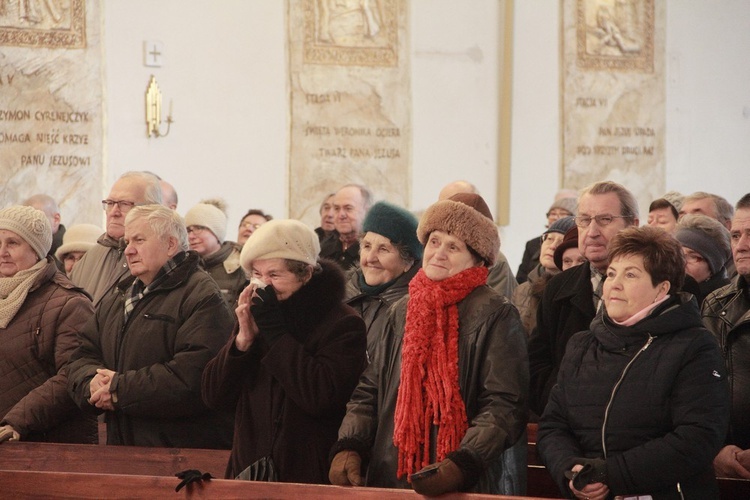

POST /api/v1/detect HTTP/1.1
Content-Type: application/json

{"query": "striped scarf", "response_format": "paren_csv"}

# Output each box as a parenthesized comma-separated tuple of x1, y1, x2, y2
(393, 265, 488, 479)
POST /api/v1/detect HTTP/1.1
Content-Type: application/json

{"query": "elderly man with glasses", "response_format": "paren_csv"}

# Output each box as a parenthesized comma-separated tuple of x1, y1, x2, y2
(527, 180, 639, 417)
(70, 171, 163, 306)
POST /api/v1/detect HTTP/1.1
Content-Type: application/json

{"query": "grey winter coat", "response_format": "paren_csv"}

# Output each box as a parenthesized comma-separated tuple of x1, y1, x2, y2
(344, 264, 418, 357)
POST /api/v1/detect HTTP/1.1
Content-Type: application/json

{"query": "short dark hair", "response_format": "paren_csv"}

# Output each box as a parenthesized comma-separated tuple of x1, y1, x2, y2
(607, 226, 685, 292)
(736, 193, 750, 210)
(648, 198, 679, 221)
(239, 209, 272, 226)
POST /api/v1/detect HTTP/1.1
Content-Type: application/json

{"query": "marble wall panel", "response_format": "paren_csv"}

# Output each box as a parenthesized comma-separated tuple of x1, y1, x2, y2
(0, 0, 103, 226)
(562, 0, 665, 215)
(288, 0, 410, 227)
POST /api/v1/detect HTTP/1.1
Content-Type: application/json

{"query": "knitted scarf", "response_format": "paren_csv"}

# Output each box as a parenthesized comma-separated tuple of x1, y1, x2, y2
(0, 259, 46, 328)
(394, 265, 489, 479)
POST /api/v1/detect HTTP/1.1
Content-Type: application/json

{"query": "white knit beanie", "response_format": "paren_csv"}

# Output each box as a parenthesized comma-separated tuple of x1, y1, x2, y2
(55, 223, 104, 260)
(240, 219, 320, 273)
(185, 202, 227, 243)
(0, 205, 53, 259)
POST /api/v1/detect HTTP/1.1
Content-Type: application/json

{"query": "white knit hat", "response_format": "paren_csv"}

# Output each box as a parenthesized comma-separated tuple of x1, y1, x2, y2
(184, 202, 227, 243)
(0, 205, 53, 259)
(240, 219, 320, 273)
(55, 223, 103, 260)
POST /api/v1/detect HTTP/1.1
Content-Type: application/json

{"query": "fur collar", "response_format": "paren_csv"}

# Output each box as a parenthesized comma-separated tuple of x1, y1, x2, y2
(280, 259, 346, 338)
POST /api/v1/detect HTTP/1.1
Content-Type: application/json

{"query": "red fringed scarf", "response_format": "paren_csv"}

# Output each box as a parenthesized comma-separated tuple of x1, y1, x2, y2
(393, 265, 489, 480)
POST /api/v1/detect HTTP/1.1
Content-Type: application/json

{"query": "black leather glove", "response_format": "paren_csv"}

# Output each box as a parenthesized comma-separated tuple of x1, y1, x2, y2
(174, 469, 213, 492)
(565, 457, 608, 491)
(410, 458, 464, 497)
(250, 286, 288, 346)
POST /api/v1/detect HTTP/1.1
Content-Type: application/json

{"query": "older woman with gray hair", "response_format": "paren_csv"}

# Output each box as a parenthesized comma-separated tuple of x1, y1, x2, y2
(676, 213, 731, 306)
(345, 201, 422, 357)
(0, 205, 96, 444)
(331, 193, 528, 496)
(202, 219, 366, 483)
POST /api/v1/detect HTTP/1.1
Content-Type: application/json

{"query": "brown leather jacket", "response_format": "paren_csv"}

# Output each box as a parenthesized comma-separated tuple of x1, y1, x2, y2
(335, 284, 529, 494)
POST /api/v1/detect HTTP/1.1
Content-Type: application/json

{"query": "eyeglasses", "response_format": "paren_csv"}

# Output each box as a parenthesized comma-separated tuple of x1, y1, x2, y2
(574, 214, 632, 228)
(102, 200, 137, 212)
(187, 226, 209, 234)
(240, 221, 263, 230)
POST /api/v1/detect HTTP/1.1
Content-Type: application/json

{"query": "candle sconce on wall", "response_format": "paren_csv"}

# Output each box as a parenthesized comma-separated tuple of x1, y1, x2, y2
(145, 75, 173, 138)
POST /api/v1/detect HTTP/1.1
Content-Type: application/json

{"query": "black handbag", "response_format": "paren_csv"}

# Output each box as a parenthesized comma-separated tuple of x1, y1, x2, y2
(236, 400, 284, 482)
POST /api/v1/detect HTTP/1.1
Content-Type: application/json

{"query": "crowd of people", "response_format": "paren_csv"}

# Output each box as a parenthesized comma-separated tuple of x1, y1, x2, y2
(1, 171, 749, 499)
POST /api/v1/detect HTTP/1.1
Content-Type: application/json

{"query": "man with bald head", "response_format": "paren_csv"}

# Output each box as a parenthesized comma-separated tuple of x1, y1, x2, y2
(437, 180, 517, 300)
(160, 180, 179, 210)
(70, 171, 163, 306)
(320, 184, 372, 270)
(22, 193, 65, 266)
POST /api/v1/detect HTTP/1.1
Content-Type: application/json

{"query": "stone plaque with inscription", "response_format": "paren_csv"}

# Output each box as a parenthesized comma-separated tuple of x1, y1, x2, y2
(562, 0, 665, 213)
(0, 0, 103, 226)
(288, 0, 410, 227)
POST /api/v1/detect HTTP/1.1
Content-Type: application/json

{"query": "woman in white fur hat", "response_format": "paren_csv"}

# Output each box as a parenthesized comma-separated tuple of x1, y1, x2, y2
(202, 219, 366, 484)
(0, 205, 96, 444)
(54, 223, 103, 276)
(185, 198, 247, 309)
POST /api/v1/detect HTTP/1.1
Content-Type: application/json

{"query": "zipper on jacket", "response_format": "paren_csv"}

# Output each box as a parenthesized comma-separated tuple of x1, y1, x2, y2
(601, 334, 654, 459)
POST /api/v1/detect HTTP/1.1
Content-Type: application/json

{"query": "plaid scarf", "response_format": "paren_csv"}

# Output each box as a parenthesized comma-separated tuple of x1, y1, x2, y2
(393, 265, 488, 479)
(123, 252, 185, 323)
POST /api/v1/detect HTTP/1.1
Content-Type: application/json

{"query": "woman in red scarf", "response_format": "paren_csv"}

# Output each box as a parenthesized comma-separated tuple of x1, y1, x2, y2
(330, 193, 529, 496)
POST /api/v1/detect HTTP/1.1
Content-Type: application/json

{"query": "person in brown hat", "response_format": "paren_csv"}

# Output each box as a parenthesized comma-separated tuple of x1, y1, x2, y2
(553, 226, 586, 272)
(330, 193, 528, 496)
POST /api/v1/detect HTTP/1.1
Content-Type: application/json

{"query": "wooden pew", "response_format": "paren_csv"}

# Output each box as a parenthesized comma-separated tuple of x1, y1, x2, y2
(526, 423, 562, 498)
(0, 470, 554, 499)
(0, 441, 229, 478)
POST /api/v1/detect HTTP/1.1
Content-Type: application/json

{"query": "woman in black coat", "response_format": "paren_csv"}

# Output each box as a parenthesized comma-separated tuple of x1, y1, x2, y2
(202, 220, 366, 483)
(538, 226, 729, 499)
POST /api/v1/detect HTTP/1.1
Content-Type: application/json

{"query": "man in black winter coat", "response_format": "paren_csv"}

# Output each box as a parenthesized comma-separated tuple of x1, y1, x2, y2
(528, 181, 639, 415)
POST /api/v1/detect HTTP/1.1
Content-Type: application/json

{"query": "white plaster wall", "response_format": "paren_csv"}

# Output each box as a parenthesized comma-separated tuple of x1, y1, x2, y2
(102, 1, 750, 272)
(103, 1, 288, 239)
